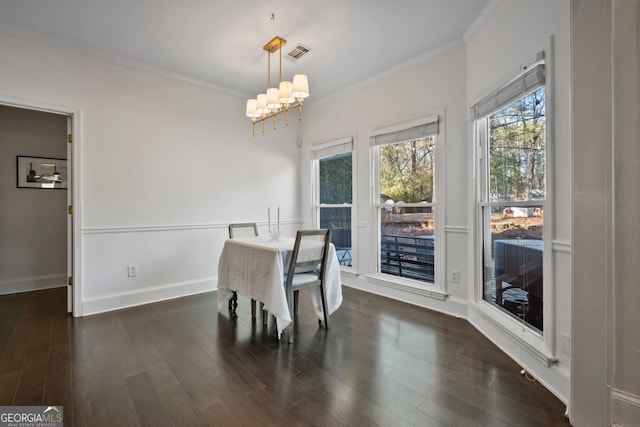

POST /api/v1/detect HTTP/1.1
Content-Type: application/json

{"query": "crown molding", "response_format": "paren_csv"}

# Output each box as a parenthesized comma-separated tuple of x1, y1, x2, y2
(312, 39, 465, 107)
(0, 22, 247, 98)
(463, 0, 503, 43)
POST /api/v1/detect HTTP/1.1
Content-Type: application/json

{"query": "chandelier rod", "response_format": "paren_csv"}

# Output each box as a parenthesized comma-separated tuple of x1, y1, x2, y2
(279, 39, 283, 84)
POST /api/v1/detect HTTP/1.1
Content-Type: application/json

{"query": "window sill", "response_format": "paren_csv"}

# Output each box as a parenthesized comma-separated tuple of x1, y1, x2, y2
(340, 268, 358, 280)
(468, 301, 558, 367)
(365, 274, 447, 301)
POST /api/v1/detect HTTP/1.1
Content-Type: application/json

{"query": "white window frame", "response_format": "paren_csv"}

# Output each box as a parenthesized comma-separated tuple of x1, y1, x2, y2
(311, 136, 356, 273)
(367, 114, 446, 297)
(471, 51, 556, 361)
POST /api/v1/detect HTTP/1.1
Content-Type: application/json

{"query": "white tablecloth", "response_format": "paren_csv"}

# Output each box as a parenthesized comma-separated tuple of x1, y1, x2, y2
(217, 236, 343, 337)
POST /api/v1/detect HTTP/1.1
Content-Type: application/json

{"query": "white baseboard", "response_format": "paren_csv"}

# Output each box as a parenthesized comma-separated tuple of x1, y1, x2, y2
(82, 278, 216, 315)
(0, 273, 66, 295)
(612, 388, 640, 427)
(467, 303, 570, 405)
(342, 274, 469, 319)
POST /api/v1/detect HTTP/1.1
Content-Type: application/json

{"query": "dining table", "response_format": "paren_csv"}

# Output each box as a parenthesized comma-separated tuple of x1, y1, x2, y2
(217, 235, 343, 338)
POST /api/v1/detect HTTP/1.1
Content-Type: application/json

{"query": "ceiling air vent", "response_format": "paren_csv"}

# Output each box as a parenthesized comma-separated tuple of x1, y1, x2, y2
(287, 44, 311, 60)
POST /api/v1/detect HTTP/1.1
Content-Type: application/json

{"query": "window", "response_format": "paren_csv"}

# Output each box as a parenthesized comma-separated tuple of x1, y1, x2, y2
(371, 117, 440, 285)
(312, 138, 354, 267)
(473, 58, 547, 334)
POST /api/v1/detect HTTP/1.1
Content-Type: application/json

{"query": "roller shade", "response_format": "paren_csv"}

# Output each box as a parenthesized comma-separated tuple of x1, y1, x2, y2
(311, 137, 353, 160)
(369, 117, 439, 147)
(470, 59, 545, 121)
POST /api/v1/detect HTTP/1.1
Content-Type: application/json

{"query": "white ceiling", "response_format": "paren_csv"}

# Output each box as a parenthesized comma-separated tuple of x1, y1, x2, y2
(0, 0, 491, 101)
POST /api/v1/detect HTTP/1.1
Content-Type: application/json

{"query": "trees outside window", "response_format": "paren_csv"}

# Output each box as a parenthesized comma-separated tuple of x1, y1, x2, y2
(314, 149, 353, 267)
(371, 116, 440, 286)
(488, 87, 546, 202)
(380, 138, 435, 203)
(480, 87, 546, 333)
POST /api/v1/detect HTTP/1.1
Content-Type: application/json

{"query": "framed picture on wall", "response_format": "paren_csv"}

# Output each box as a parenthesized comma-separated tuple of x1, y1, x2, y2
(17, 156, 68, 189)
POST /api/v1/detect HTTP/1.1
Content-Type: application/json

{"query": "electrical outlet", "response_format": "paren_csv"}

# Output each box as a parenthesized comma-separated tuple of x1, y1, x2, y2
(450, 269, 459, 283)
(127, 265, 137, 277)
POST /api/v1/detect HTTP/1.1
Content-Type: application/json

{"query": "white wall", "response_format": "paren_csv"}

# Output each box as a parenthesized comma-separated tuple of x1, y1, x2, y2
(0, 106, 67, 294)
(0, 32, 301, 314)
(4, 4, 636, 424)
(301, 0, 572, 408)
(300, 44, 470, 314)
(465, 0, 572, 404)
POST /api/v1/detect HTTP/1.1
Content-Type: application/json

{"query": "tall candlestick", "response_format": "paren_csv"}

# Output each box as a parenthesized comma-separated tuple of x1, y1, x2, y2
(277, 206, 280, 233)
(268, 206, 271, 232)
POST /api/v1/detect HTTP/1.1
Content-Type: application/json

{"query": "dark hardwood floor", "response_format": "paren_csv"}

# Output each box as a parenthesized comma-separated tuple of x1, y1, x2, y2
(0, 286, 570, 426)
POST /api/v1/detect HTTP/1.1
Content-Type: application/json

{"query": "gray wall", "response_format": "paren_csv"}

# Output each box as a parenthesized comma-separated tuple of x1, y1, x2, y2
(0, 105, 67, 294)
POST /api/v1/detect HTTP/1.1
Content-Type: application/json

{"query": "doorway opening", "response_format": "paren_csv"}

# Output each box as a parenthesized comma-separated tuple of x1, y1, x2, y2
(0, 101, 78, 315)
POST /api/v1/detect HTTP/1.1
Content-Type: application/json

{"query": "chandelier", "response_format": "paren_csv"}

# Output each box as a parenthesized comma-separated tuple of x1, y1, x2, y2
(245, 36, 309, 136)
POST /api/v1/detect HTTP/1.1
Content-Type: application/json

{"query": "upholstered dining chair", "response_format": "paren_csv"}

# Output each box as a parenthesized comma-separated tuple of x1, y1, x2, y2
(284, 229, 332, 344)
(228, 223, 261, 317)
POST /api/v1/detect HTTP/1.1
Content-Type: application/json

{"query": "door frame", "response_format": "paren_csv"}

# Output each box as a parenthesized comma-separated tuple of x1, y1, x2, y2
(0, 95, 83, 317)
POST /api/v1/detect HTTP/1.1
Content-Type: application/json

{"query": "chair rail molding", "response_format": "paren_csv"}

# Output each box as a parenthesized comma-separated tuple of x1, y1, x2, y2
(551, 240, 571, 254)
(83, 220, 302, 235)
(445, 225, 469, 234)
(611, 388, 640, 427)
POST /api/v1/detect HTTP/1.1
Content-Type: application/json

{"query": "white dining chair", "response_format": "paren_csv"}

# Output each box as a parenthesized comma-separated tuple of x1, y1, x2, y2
(284, 229, 332, 344)
(228, 223, 259, 239)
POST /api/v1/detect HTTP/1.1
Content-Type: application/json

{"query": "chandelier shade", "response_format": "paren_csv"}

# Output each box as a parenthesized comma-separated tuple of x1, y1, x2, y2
(245, 36, 310, 136)
(256, 94, 268, 115)
(245, 99, 260, 118)
(278, 81, 295, 104)
(291, 74, 309, 99)
(266, 87, 280, 110)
